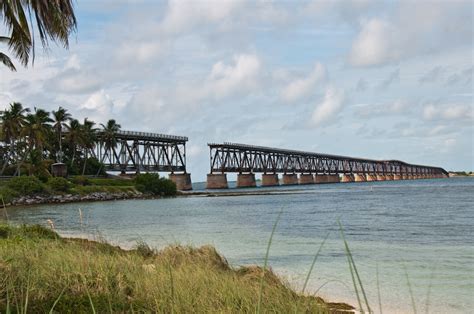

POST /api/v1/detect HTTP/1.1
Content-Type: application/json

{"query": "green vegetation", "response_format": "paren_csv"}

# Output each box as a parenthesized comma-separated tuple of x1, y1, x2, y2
(47, 177, 70, 192)
(135, 173, 177, 196)
(0, 224, 350, 313)
(6, 176, 44, 195)
(0, 175, 177, 204)
(449, 171, 473, 176)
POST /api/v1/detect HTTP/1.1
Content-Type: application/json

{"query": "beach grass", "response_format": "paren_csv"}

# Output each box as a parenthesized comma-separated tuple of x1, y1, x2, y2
(0, 224, 353, 313)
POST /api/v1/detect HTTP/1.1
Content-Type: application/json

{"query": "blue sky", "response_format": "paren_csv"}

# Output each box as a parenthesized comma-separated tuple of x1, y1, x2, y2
(1, 0, 473, 180)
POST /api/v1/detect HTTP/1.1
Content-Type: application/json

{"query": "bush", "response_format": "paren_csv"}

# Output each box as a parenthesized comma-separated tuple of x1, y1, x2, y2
(82, 157, 106, 176)
(7, 176, 44, 195)
(0, 186, 18, 203)
(48, 177, 70, 192)
(134, 173, 177, 196)
(71, 176, 90, 186)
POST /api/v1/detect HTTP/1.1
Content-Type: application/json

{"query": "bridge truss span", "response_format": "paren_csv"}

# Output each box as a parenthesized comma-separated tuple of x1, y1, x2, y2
(208, 142, 448, 177)
(92, 130, 188, 174)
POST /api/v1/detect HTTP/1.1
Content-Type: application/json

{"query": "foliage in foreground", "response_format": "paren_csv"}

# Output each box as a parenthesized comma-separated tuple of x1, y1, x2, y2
(0, 224, 352, 313)
(134, 173, 177, 196)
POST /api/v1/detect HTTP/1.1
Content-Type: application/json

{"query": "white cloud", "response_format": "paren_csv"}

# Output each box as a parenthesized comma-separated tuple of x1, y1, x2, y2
(349, 1, 472, 67)
(173, 53, 261, 104)
(80, 90, 115, 119)
(160, 0, 244, 34)
(208, 54, 261, 99)
(423, 104, 473, 121)
(281, 62, 326, 103)
(349, 18, 393, 66)
(311, 87, 345, 126)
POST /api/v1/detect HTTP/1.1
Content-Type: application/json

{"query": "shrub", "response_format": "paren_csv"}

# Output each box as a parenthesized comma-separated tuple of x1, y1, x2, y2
(7, 176, 44, 195)
(0, 186, 19, 203)
(134, 173, 177, 196)
(48, 177, 70, 192)
(71, 176, 90, 186)
(82, 157, 106, 176)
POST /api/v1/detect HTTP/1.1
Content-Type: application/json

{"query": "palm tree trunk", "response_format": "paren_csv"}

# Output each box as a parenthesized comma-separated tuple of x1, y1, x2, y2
(82, 150, 88, 175)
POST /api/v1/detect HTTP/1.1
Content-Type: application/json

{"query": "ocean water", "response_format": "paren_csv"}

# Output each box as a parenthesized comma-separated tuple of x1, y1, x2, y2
(5, 177, 474, 313)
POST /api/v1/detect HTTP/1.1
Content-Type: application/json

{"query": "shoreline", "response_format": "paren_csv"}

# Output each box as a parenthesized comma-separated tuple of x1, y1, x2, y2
(3, 188, 315, 208)
(0, 223, 355, 312)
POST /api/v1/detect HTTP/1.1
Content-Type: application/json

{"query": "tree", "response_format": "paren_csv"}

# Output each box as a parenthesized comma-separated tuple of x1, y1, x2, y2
(65, 118, 81, 164)
(22, 108, 52, 152)
(97, 119, 121, 175)
(52, 106, 71, 162)
(0, 102, 29, 174)
(0, 0, 77, 71)
(80, 118, 97, 175)
(100, 119, 121, 151)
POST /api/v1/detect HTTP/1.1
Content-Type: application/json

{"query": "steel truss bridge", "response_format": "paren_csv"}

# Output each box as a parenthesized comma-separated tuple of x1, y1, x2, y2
(208, 142, 448, 176)
(91, 131, 188, 173)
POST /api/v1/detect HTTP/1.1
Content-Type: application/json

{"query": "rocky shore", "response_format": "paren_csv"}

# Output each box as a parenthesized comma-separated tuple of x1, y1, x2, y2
(7, 191, 149, 207)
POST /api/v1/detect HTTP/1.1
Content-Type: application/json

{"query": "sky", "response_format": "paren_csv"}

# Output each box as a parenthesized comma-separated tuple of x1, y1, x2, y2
(0, 0, 473, 181)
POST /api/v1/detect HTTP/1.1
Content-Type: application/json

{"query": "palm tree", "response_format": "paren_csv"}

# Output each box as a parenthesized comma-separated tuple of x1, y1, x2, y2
(80, 118, 97, 175)
(65, 118, 82, 164)
(22, 108, 53, 152)
(52, 106, 71, 162)
(100, 119, 121, 151)
(0, 0, 77, 71)
(97, 119, 121, 175)
(0, 102, 29, 174)
(16, 108, 52, 175)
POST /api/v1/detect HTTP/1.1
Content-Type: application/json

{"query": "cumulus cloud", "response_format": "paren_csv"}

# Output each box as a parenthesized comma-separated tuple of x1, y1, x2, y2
(80, 90, 115, 121)
(348, 1, 473, 66)
(173, 53, 261, 104)
(422, 104, 473, 122)
(281, 62, 326, 103)
(160, 0, 244, 34)
(349, 18, 394, 66)
(355, 78, 368, 92)
(311, 87, 345, 126)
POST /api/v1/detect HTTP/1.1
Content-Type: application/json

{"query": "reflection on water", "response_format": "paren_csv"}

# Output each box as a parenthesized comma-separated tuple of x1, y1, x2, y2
(5, 177, 474, 313)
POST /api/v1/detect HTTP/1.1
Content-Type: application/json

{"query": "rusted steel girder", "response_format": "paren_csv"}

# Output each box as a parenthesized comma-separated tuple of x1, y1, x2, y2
(91, 131, 188, 173)
(208, 142, 447, 176)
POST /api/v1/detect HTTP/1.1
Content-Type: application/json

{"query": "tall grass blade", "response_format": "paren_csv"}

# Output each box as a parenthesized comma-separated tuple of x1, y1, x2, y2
(403, 263, 417, 314)
(6, 288, 10, 314)
(168, 262, 175, 314)
(84, 280, 96, 314)
(24, 272, 30, 314)
(425, 263, 437, 314)
(376, 262, 383, 314)
(338, 220, 362, 312)
(49, 287, 66, 313)
(1, 196, 8, 221)
(256, 209, 283, 314)
(302, 233, 330, 295)
(294, 232, 330, 313)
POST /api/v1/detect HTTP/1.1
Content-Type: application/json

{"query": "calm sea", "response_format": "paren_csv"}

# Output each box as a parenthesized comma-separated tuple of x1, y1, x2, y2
(5, 177, 474, 313)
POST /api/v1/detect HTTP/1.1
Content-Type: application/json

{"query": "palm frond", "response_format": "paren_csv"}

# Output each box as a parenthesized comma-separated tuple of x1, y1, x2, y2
(0, 52, 16, 71)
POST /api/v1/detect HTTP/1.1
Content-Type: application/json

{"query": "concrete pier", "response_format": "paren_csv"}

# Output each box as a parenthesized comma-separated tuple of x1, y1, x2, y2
(366, 174, 377, 181)
(401, 174, 408, 180)
(314, 174, 328, 184)
(354, 174, 367, 182)
(327, 174, 340, 183)
(341, 174, 354, 182)
(169, 173, 192, 191)
(282, 174, 298, 185)
(237, 173, 256, 188)
(299, 174, 315, 185)
(393, 174, 402, 180)
(206, 173, 228, 189)
(261, 174, 279, 187)
(385, 174, 393, 181)
(376, 174, 386, 181)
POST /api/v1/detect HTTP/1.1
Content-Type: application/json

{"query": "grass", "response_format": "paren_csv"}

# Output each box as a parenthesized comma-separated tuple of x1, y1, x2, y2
(0, 224, 352, 313)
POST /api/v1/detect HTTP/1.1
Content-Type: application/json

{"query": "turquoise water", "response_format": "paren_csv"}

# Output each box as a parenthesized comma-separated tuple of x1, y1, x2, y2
(5, 177, 474, 313)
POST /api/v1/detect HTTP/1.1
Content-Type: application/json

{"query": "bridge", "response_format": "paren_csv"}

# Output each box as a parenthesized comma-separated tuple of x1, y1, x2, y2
(91, 130, 192, 190)
(206, 142, 448, 188)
